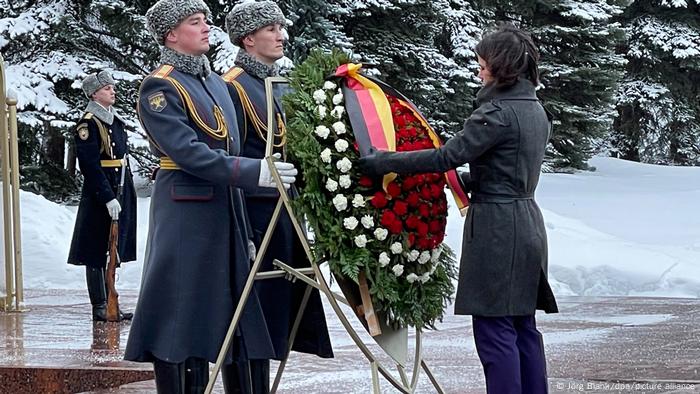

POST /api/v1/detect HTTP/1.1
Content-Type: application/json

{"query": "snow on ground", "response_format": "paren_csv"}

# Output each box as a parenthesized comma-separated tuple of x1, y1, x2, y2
(1, 156, 699, 300)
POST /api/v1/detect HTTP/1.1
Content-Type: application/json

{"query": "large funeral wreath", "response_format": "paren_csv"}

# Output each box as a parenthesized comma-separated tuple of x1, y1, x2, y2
(283, 50, 460, 329)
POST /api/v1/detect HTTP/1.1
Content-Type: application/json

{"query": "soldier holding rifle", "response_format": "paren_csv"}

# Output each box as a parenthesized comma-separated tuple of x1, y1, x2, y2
(67, 71, 137, 322)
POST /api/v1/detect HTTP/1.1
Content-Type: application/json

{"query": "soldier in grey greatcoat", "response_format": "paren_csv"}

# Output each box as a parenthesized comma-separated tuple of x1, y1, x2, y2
(67, 71, 136, 322)
(360, 25, 558, 394)
(123, 1, 297, 392)
(221, 2, 333, 392)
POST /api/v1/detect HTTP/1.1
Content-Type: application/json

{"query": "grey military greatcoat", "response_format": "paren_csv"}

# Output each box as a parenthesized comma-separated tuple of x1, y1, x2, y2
(125, 62, 278, 364)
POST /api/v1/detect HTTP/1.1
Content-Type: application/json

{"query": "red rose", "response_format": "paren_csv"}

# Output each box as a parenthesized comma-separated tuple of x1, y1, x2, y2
(405, 214, 420, 229)
(429, 220, 442, 234)
(434, 232, 445, 245)
(393, 200, 408, 216)
(417, 221, 429, 237)
(430, 184, 443, 198)
(381, 210, 397, 228)
(387, 182, 402, 198)
(406, 192, 420, 207)
(408, 233, 415, 246)
(420, 186, 432, 199)
(371, 192, 388, 209)
(417, 238, 432, 249)
(431, 204, 441, 216)
(418, 203, 430, 218)
(388, 220, 403, 234)
(359, 176, 373, 187)
(402, 176, 417, 191)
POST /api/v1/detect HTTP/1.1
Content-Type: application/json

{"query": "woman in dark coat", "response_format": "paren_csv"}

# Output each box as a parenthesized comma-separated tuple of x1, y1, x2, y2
(359, 25, 558, 394)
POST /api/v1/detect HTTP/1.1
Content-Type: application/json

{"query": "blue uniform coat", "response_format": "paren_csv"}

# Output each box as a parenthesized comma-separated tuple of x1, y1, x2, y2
(67, 111, 137, 268)
(223, 66, 333, 360)
(125, 64, 277, 364)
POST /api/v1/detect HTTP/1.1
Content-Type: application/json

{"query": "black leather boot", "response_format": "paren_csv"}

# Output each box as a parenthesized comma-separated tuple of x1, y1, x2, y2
(86, 266, 133, 321)
(86, 266, 107, 322)
(154, 357, 209, 394)
(184, 357, 209, 394)
(154, 359, 184, 394)
(222, 360, 270, 394)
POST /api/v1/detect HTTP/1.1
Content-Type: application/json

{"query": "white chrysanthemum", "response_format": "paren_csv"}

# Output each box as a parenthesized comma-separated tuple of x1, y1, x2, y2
(392, 264, 404, 277)
(419, 272, 431, 283)
(431, 247, 442, 263)
(317, 105, 327, 120)
(331, 106, 345, 119)
(313, 89, 327, 104)
(390, 242, 403, 254)
(332, 92, 344, 105)
(336, 157, 352, 173)
(332, 194, 348, 211)
(353, 194, 366, 208)
(320, 148, 332, 163)
(406, 250, 420, 262)
(374, 228, 388, 241)
(325, 179, 338, 192)
(323, 81, 337, 90)
(339, 175, 351, 189)
(332, 121, 346, 134)
(343, 216, 358, 230)
(314, 125, 330, 139)
(418, 251, 431, 265)
(360, 215, 374, 228)
(406, 273, 419, 283)
(354, 234, 368, 248)
(378, 252, 390, 267)
(335, 139, 349, 152)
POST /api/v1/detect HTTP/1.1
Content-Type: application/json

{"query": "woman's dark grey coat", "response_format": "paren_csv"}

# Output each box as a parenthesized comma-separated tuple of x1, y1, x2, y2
(361, 78, 558, 316)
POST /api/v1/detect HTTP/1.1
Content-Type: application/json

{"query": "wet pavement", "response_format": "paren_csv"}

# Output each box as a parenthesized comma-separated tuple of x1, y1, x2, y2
(1, 290, 698, 393)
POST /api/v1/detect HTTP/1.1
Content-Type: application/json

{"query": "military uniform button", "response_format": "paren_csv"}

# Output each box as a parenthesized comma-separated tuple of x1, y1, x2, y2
(112, 142, 116, 146)
(115, 168, 119, 172)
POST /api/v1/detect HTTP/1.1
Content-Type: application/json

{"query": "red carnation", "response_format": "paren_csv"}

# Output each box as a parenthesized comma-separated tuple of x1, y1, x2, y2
(387, 182, 402, 198)
(408, 233, 416, 246)
(402, 176, 417, 191)
(429, 220, 442, 234)
(405, 214, 420, 229)
(417, 237, 432, 249)
(420, 186, 432, 199)
(431, 204, 441, 216)
(417, 221, 429, 237)
(393, 200, 408, 216)
(406, 192, 420, 207)
(371, 192, 388, 209)
(359, 176, 373, 187)
(388, 220, 403, 234)
(380, 210, 397, 228)
(418, 203, 430, 218)
(430, 184, 443, 198)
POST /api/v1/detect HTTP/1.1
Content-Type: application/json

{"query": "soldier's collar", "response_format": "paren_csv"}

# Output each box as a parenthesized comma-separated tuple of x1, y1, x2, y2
(234, 50, 279, 80)
(85, 101, 125, 125)
(160, 46, 211, 78)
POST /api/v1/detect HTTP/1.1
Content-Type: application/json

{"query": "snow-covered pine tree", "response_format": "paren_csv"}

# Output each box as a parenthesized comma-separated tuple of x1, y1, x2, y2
(330, 0, 482, 135)
(0, 0, 156, 200)
(478, 0, 626, 170)
(613, 0, 700, 165)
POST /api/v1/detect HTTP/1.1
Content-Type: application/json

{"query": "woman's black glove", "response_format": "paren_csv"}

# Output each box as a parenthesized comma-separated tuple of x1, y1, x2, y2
(358, 149, 393, 176)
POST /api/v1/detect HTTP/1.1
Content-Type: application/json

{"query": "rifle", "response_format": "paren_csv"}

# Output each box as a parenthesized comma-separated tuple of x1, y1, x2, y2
(106, 155, 127, 322)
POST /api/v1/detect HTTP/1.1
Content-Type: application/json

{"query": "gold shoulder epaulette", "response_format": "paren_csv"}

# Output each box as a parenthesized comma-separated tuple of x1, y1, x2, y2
(83, 112, 93, 120)
(152, 65, 174, 79)
(222, 67, 244, 83)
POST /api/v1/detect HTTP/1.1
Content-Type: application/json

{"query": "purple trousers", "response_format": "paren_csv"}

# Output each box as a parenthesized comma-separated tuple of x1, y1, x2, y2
(472, 315, 548, 394)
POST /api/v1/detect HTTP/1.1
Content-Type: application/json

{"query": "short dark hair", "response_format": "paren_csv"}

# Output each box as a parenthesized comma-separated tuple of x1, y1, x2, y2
(474, 23, 540, 87)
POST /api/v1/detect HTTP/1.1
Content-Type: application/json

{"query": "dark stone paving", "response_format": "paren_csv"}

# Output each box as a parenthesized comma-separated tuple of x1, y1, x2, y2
(1, 290, 698, 393)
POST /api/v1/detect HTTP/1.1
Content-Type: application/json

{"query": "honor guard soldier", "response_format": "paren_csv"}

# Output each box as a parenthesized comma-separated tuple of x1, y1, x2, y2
(221, 2, 333, 392)
(67, 71, 137, 322)
(124, 1, 298, 393)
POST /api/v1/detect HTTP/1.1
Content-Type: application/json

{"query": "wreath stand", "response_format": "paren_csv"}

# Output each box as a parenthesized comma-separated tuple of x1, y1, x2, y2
(204, 77, 446, 394)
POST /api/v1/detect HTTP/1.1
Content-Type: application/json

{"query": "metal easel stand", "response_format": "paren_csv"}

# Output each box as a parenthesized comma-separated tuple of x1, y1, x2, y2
(204, 76, 445, 393)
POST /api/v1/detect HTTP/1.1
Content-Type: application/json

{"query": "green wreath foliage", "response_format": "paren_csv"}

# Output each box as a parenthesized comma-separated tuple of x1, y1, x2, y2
(283, 49, 458, 329)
